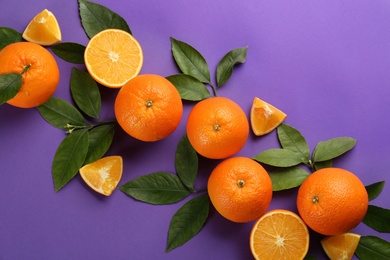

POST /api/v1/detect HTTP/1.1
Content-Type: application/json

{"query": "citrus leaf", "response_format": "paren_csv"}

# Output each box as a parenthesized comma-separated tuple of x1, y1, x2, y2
(277, 124, 310, 163)
(0, 73, 22, 105)
(70, 67, 101, 119)
(166, 74, 210, 101)
(37, 97, 86, 130)
(84, 124, 116, 165)
(362, 205, 390, 233)
(253, 148, 304, 167)
(119, 172, 191, 205)
(78, 0, 131, 38)
(269, 167, 310, 191)
(0, 27, 23, 50)
(366, 181, 385, 201)
(170, 37, 211, 84)
(52, 42, 86, 64)
(312, 137, 357, 163)
(175, 134, 198, 191)
(166, 194, 209, 252)
(216, 46, 248, 87)
(52, 129, 89, 192)
(355, 235, 390, 259)
(313, 160, 332, 171)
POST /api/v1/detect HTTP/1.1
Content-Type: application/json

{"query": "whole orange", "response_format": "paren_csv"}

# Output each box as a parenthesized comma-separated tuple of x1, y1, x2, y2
(0, 42, 60, 108)
(114, 74, 183, 142)
(297, 168, 368, 236)
(207, 157, 272, 223)
(186, 96, 249, 159)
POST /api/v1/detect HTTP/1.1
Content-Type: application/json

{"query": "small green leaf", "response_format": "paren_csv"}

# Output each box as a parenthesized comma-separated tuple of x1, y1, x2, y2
(253, 148, 304, 167)
(313, 160, 332, 171)
(70, 67, 101, 119)
(0, 73, 22, 105)
(312, 137, 357, 163)
(355, 235, 390, 259)
(170, 37, 211, 84)
(166, 74, 210, 101)
(269, 167, 310, 191)
(175, 134, 198, 191)
(37, 97, 86, 130)
(366, 181, 385, 201)
(277, 124, 310, 163)
(0, 27, 23, 50)
(84, 124, 116, 165)
(52, 130, 89, 192)
(52, 42, 86, 64)
(166, 194, 209, 252)
(119, 172, 191, 205)
(78, 0, 131, 38)
(216, 46, 247, 87)
(362, 205, 390, 233)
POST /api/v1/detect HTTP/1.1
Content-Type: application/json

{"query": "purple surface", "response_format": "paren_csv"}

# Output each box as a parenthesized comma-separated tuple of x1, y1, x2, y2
(1, 0, 390, 259)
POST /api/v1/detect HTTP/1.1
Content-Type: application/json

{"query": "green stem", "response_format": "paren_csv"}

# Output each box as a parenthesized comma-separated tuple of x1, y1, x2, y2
(210, 83, 218, 97)
(21, 63, 32, 75)
(66, 120, 117, 134)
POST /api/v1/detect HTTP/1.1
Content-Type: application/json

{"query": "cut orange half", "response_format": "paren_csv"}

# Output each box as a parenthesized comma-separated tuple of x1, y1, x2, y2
(321, 233, 361, 260)
(250, 209, 309, 260)
(84, 29, 143, 88)
(22, 9, 62, 46)
(79, 156, 123, 196)
(250, 97, 287, 136)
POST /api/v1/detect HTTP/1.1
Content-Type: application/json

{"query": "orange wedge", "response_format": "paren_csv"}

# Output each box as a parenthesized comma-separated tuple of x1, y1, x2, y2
(250, 97, 287, 136)
(321, 233, 361, 260)
(79, 156, 123, 196)
(22, 9, 62, 46)
(84, 29, 143, 88)
(250, 209, 309, 260)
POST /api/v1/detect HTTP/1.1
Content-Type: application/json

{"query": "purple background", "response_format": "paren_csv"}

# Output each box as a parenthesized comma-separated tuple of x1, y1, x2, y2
(1, 0, 390, 259)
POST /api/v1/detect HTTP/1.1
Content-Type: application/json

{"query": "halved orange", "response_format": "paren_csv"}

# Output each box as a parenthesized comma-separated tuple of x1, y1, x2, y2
(22, 9, 62, 46)
(250, 209, 309, 260)
(250, 97, 287, 136)
(79, 156, 123, 196)
(84, 29, 143, 88)
(321, 233, 361, 260)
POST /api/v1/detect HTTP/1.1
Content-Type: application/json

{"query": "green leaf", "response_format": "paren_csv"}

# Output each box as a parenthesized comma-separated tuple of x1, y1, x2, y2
(52, 42, 86, 64)
(312, 137, 357, 163)
(78, 0, 131, 38)
(0, 27, 23, 50)
(303, 255, 318, 260)
(0, 73, 22, 105)
(70, 67, 101, 119)
(313, 160, 332, 171)
(362, 205, 390, 233)
(119, 172, 191, 205)
(366, 181, 385, 201)
(166, 74, 210, 101)
(84, 124, 116, 165)
(216, 46, 248, 87)
(277, 124, 310, 163)
(166, 194, 209, 252)
(253, 148, 304, 167)
(37, 97, 86, 130)
(170, 37, 211, 84)
(355, 235, 390, 259)
(175, 134, 198, 191)
(52, 130, 89, 192)
(269, 167, 310, 191)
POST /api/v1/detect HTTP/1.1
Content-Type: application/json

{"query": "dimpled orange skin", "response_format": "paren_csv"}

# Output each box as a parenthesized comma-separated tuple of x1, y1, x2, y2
(297, 168, 368, 236)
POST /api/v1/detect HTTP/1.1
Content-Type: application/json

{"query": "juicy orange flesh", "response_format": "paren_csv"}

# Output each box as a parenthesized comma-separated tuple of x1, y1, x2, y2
(79, 156, 123, 196)
(250, 97, 286, 136)
(321, 233, 361, 260)
(250, 210, 309, 260)
(84, 29, 143, 87)
(22, 9, 61, 45)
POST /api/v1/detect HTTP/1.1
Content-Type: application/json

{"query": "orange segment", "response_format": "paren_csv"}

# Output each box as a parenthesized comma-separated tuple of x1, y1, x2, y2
(84, 29, 143, 88)
(321, 233, 361, 260)
(250, 97, 287, 136)
(250, 209, 309, 260)
(22, 9, 62, 46)
(79, 156, 123, 196)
